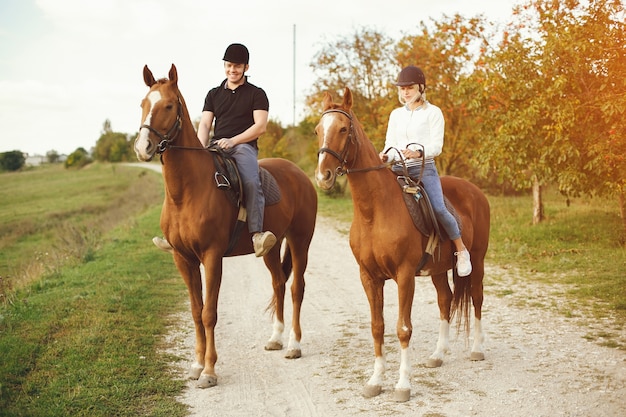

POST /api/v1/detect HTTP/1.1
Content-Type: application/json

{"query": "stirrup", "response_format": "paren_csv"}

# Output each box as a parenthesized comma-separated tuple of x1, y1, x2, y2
(214, 172, 231, 189)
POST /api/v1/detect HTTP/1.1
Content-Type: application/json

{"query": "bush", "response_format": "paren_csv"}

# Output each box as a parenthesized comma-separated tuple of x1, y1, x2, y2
(0, 150, 26, 172)
(65, 147, 92, 169)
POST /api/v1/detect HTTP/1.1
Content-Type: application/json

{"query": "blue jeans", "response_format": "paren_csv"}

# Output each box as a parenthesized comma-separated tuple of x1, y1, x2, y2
(223, 144, 265, 233)
(393, 162, 461, 240)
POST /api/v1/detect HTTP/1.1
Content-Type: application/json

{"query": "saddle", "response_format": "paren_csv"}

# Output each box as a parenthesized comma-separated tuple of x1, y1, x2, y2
(207, 145, 282, 255)
(395, 174, 462, 273)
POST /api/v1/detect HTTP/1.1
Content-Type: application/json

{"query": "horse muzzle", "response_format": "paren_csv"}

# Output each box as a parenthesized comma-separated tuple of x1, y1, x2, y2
(134, 129, 156, 162)
(314, 166, 336, 190)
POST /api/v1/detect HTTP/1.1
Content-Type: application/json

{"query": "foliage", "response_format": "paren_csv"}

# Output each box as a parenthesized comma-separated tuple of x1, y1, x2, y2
(470, 0, 625, 200)
(45, 150, 60, 163)
(0, 150, 26, 172)
(259, 119, 285, 159)
(306, 28, 398, 151)
(259, 119, 319, 177)
(93, 119, 135, 162)
(64, 147, 92, 169)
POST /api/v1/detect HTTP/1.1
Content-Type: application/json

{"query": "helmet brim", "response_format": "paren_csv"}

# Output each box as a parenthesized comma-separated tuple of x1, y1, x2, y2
(394, 81, 417, 86)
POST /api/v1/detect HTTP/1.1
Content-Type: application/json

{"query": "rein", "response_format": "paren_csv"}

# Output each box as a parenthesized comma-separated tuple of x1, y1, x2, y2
(318, 109, 391, 175)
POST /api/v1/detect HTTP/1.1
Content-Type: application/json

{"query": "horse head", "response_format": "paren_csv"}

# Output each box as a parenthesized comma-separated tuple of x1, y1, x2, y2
(134, 64, 183, 161)
(314, 87, 356, 190)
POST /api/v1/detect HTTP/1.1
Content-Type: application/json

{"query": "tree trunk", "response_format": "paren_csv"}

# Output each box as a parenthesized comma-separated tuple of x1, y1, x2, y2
(618, 191, 626, 239)
(532, 177, 544, 225)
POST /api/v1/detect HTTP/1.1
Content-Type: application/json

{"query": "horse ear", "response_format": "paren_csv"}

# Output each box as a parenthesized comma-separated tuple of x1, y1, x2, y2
(322, 92, 333, 111)
(143, 65, 156, 87)
(169, 64, 178, 85)
(342, 87, 353, 110)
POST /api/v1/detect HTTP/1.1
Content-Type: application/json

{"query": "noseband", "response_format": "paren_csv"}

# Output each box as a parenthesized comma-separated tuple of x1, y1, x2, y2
(317, 109, 356, 176)
(139, 97, 183, 154)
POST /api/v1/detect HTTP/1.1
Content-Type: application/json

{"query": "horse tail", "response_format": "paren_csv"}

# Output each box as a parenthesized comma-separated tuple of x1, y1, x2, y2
(281, 243, 293, 280)
(450, 270, 472, 339)
(265, 241, 293, 316)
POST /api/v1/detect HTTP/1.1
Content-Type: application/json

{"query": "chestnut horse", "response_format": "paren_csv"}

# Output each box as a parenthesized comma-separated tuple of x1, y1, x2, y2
(134, 64, 317, 388)
(314, 88, 490, 402)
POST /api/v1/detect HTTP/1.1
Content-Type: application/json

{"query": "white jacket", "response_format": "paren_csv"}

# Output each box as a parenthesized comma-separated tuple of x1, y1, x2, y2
(383, 101, 444, 166)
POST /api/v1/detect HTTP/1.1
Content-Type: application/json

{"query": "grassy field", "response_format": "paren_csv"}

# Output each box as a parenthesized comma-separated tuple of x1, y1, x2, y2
(0, 163, 624, 416)
(0, 163, 188, 416)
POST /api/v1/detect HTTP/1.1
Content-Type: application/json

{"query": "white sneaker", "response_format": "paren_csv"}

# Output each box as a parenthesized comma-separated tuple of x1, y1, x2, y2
(152, 236, 174, 253)
(252, 231, 277, 257)
(455, 249, 472, 277)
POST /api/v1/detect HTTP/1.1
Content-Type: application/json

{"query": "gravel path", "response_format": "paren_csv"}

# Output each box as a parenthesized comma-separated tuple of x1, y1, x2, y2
(162, 217, 626, 417)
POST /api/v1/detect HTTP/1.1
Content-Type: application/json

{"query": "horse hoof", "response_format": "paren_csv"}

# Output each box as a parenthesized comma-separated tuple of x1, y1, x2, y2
(425, 358, 443, 368)
(285, 349, 301, 359)
(362, 384, 382, 398)
(265, 341, 283, 351)
(470, 351, 485, 361)
(187, 366, 203, 380)
(392, 388, 411, 402)
(196, 374, 217, 389)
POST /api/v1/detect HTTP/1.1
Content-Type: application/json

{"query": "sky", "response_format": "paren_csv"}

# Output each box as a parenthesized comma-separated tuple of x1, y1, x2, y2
(0, 0, 520, 156)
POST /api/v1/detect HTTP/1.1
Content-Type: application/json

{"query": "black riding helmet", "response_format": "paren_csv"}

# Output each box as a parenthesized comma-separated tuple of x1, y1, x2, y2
(395, 66, 426, 92)
(223, 43, 249, 64)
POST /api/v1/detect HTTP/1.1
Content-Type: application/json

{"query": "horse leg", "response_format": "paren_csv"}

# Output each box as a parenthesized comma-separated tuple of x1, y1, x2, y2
(361, 270, 386, 399)
(426, 272, 452, 368)
(469, 256, 485, 361)
(263, 250, 287, 352)
(286, 242, 309, 359)
(195, 257, 223, 388)
(173, 256, 206, 381)
(392, 271, 416, 402)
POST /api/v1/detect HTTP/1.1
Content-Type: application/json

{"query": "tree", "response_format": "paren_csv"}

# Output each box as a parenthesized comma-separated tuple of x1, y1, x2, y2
(258, 119, 285, 159)
(65, 147, 92, 169)
(470, 17, 550, 223)
(305, 28, 398, 151)
(471, 0, 626, 229)
(46, 150, 60, 164)
(0, 150, 26, 172)
(93, 120, 134, 162)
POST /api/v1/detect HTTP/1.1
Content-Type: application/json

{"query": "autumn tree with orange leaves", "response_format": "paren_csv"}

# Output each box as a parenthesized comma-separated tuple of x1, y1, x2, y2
(470, 0, 625, 229)
(305, 0, 625, 235)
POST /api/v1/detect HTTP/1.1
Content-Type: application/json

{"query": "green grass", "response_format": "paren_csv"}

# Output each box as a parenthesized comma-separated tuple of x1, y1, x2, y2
(1, 163, 188, 416)
(487, 192, 626, 317)
(0, 163, 163, 297)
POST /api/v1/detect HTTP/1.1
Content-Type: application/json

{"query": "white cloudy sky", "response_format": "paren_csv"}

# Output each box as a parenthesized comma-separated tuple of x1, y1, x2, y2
(0, 0, 519, 156)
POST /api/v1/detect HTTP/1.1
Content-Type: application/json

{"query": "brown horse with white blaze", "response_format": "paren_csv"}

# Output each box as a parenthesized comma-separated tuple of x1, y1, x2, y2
(134, 64, 317, 388)
(314, 87, 490, 402)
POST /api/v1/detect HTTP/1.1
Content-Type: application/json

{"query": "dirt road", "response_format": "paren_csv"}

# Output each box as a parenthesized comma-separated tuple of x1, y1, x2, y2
(161, 217, 626, 417)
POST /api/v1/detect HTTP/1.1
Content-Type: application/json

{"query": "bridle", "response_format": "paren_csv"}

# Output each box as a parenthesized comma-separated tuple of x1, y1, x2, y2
(317, 109, 390, 176)
(139, 96, 204, 155)
(139, 97, 182, 154)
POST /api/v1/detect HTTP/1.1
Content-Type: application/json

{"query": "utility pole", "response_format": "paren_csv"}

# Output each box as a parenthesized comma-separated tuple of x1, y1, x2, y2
(292, 24, 296, 127)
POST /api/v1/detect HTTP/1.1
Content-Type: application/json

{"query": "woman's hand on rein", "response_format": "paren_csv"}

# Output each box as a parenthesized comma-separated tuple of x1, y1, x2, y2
(401, 148, 422, 159)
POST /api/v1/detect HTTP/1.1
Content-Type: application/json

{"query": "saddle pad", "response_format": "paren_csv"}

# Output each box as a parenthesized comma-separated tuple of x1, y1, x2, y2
(260, 168, 281, 206)
(402, 192, 461, 241)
